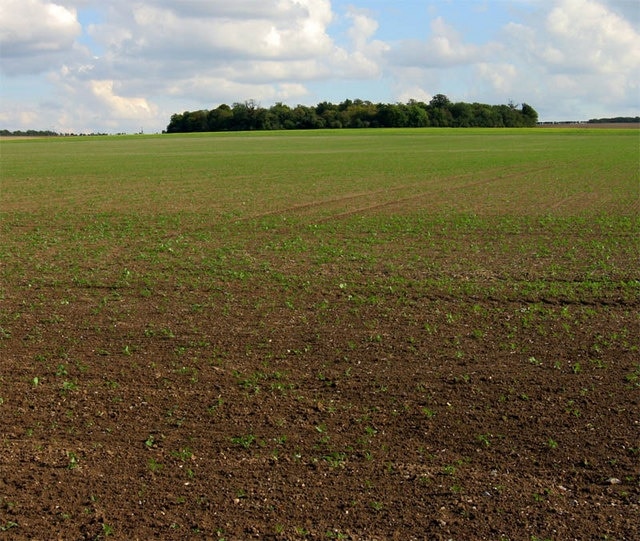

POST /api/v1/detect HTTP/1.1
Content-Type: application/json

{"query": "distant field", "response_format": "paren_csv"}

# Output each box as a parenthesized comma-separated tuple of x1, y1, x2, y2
(539, 122, 640, 129)
(1, 128, 638, 216)
(1, 128, 639, 540)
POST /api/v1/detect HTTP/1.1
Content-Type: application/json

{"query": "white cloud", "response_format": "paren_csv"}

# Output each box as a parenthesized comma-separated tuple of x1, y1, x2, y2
(341, 7, 389, 77)
(498, 0, 640, 118)
(78, 1, 386, 106)
(388, 16, 500, 68)
(0, 0, 355, 130)
(87, 0, 335, 63)
(389, 0, 639, 120)
(163, 75, 309, 106)
(150, 0, 310, 21)
(90, 80, 157, 119)
(475, 63, 519, 95)
(0, 0, 82, 74)
(395, 86, 432, 104)
(542, 0, 640, 74)
(347, 7, 379, 50)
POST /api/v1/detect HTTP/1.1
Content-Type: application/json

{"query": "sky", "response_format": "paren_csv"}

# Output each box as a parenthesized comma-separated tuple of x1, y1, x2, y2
(0, 0, 638, 133)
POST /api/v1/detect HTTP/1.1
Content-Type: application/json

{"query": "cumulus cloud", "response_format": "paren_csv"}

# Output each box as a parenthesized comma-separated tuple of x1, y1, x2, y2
(50, 0, 384, 130)
(540, 0, 640, 74)
(600, 0, 640, 25)
(90, 80, 157, 119)
(395, 86, 433, 104)
(76, 0, 381, 99)
(388, 16, 500, 68)
(149, 0, 310, 21)
(475, 63, 519, 95)
(341, 7, 389, 77)
(86, 0, 335, 63)
(0, 0, 82, 74)
(388, 0, 639, 120)
(496, 0, 640, 118)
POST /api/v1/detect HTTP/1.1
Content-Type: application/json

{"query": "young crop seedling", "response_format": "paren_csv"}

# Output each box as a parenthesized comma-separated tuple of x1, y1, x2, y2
(56, 364, 68, 377)
(443, 465, 456, 476)
(171, 447, 193, 462)
(0, 522, 18, 533)
(67, 451, 80, 470)
(477, 434, 491, 447)
(61, 381, 78, 392)
(147, 458, 163, 473)
(231, 434, 257, 449)
(207, 397, 224, 414)
(625, 364, 640, 388)
(421, 407, 436, 418)
(323, 451, 347, 468)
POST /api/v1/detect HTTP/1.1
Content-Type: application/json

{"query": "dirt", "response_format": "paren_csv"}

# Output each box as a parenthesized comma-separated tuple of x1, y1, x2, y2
(1, 219, 639, 541)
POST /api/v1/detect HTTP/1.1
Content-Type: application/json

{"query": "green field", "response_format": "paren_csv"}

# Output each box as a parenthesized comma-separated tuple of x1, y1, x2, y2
(1, 128, 639, 539)
(2, 128, 638, 302)
(2, 128, 638, 216)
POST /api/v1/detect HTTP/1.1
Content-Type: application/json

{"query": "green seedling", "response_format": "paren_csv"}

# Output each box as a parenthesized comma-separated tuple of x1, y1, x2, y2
(231, 434, 256, 449)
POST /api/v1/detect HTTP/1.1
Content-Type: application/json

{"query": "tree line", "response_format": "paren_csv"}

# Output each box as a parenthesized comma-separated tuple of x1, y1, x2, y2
(165, 95, 539, 133)
(587, 116, 639, 124)
(0, 129, 110, 137)
(0, 129, 59, 137)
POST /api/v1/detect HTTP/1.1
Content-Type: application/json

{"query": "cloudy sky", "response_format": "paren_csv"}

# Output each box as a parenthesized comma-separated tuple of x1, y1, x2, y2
(1, 0, 638, 133)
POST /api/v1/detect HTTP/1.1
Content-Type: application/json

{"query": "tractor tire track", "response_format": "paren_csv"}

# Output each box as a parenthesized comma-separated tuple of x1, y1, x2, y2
(236, 164, 552, 224)
(315, 165, 555, 223)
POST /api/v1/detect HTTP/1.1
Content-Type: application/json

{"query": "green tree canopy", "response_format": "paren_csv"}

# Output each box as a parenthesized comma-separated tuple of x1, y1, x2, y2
(165, 97, 539, 133)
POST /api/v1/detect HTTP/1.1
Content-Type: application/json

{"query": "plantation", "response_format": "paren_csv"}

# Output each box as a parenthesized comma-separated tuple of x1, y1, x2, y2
(0, 128, 639, 540)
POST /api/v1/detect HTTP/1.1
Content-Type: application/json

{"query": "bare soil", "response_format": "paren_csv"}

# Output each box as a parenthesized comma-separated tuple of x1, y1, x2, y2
(538, 123, 640, 129)
(1, 217, 639, 541)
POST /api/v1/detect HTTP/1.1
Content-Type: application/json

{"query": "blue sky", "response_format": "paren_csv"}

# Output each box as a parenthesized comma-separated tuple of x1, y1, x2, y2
(1, 0, 638, 133)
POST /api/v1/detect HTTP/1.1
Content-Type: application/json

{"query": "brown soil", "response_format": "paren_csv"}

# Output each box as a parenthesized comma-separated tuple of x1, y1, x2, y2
(538, 123, 640, 129)
(1, 219, 638, 541)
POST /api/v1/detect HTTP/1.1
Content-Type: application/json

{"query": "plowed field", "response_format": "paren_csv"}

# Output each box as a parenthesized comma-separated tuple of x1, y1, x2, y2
(1, 129, 639, 540)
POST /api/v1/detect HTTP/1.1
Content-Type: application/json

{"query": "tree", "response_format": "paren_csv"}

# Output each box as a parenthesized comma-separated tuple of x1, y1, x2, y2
(472, 104, 502, 127)
(316, 102, 342, 128)
(165, 96, 540, 133)
(207, 105, 233, 131)
(521, 103, 538, 127)
(429, 94, 451, 109)
(292, 105, 324, 129)
(377, 103, 408, 127)
(271, 102, 295, 129)
(428, 95, 452, 127)
(231, 101, 259, 131)
(348, 100, 377, 128)
(450, 102, 473, 127)
(406, 101, 429, 127)
(429, 107, 452, 127)
(166, 112, 186, 133)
